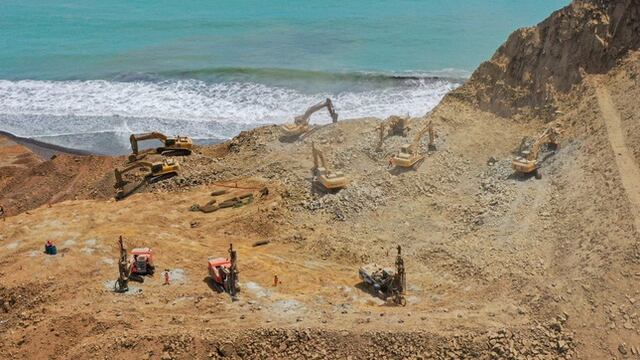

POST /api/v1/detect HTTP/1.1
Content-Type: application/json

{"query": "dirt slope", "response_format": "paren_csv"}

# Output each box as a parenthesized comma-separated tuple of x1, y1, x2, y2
(0, 147, 121, 216)
(595, 85, 640, 231)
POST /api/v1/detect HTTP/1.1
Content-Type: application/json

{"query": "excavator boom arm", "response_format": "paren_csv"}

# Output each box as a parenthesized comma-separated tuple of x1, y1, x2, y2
(295, 98, 338, 126)
(114, 161, 154, 188)
(410, 120, 433, 154)
(130, 132, 169, 154)
(312, 142, 329, 170)
(526, 128, 558, 161)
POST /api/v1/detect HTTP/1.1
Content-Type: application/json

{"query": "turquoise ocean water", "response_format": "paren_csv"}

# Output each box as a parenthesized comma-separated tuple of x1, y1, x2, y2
(0, 0, 567, 154)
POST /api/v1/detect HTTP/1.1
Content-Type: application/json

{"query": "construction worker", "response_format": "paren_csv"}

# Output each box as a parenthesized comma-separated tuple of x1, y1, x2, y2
(0, 205, 4, 221)
(163, 269, 170, 285)
(273, 274, 279, 287)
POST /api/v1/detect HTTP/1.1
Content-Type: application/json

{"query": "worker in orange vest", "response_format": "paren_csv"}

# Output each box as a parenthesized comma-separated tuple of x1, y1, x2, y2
(163, 269, 170, 285)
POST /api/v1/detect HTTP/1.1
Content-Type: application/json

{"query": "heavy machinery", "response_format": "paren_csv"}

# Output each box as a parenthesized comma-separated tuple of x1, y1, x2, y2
(359, 245, 407, 306)
(512, 127, 560, 179)
(390, 120, 436, 169)
(311, 142, 348, 192)
(376, 115, 410, 151)
(130, 248, 155, 276)
(281, 98, 338, 137)
(114, 159, 180, 199)
(114, 237, 156, 291)
(115, 236, 130, 293)
(207, 244, 239, 300)
(129, 132, 193, 162)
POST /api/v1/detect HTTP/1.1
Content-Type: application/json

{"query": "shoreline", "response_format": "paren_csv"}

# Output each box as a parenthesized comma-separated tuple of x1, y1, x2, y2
(0, 130, 97, 159)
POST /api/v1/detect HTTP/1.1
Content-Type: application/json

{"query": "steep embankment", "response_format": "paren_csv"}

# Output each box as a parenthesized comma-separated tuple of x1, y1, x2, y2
(452, 0, 640, 118)
(0, 139, 120, 216)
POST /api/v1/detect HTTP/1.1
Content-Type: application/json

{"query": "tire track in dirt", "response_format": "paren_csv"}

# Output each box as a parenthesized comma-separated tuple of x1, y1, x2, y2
(596, 86, 640, 233)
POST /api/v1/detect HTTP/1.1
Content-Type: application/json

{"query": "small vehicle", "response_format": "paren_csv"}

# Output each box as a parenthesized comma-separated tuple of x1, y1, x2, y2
(130, 248, 155, 276)
(358, 245, 406, 306)
(207, 244, 239, 299)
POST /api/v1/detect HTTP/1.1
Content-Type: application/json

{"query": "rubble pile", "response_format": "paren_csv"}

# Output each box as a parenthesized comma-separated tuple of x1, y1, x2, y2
(304, 183, 387, 220)
(203, 325, 576, 359)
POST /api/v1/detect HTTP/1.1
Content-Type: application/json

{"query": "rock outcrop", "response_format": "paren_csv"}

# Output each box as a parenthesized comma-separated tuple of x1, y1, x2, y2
(453, 0, 640, 118)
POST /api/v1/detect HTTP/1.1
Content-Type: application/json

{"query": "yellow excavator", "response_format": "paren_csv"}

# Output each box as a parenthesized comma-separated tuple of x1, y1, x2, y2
(376, 115, 410, 151)
(114, 159, 180, 200)
(391, 120, 436, 169)
(512, 127, 560, 179)
(129, 132, 193, 162)
(311, 142, 348, 192)
(281, 98, 338, 137)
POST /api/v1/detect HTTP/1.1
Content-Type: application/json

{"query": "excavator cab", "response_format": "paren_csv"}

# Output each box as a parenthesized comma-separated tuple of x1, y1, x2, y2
(399, 144, 411, 156)
(164, 136, 191, 150)
(392, 144, 424, 169)
(317, 169, 348, 190)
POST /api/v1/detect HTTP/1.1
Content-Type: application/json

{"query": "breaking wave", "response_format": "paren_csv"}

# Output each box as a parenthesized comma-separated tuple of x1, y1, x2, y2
(0, 71, 463, 154)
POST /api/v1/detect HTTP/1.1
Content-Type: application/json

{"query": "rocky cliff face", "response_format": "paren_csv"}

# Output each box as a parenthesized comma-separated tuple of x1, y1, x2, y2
(453, 0, 640, 118)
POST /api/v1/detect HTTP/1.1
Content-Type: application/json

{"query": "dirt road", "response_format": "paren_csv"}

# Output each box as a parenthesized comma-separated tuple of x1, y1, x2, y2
(596, 85, 640, 232)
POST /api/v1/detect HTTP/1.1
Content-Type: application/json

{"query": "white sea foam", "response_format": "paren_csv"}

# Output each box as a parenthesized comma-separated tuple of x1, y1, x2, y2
(0, 78, 459, 140)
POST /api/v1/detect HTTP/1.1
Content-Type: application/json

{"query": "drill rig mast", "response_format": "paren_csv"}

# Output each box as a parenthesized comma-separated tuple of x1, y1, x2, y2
(227, 244, 239, 300)
(114, 236, 130, 293)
